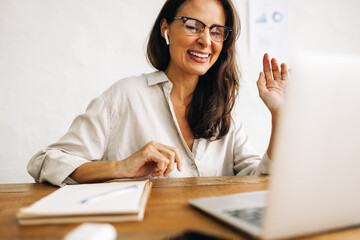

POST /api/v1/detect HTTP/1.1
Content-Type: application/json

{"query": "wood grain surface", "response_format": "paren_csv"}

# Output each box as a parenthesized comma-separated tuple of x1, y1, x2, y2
(0, 176, 359, 240)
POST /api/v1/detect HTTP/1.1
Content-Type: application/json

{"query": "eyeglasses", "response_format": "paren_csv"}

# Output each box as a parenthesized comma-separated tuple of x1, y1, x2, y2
(173, 16, 232, 42)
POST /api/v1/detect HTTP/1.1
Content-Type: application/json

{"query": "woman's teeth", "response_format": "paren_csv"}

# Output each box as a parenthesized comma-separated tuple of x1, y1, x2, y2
(188, 51, 209, 58)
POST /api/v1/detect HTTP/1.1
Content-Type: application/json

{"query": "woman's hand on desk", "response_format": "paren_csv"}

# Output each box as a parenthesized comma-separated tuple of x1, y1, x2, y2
(69, 141, 182, 183)
(120, 141, 183, 178)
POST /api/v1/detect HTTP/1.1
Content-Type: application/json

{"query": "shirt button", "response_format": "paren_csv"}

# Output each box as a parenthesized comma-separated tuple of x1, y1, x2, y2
(191, 165, 197, 170)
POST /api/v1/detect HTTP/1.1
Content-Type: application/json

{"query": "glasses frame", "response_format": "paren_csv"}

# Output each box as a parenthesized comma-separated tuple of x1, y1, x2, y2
(173, 16, 232, 42)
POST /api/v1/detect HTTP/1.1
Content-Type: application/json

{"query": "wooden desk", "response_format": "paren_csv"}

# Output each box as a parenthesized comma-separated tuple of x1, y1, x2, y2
(0, 176, 359, 240)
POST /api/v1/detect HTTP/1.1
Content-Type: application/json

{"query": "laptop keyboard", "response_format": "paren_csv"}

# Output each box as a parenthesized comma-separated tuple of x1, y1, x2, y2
(223, 207, 264, 227)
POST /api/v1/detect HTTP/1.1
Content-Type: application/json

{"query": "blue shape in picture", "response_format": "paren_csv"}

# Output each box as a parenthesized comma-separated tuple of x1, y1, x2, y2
(255, 13, 267, 23)
(272, 11, 283, 23)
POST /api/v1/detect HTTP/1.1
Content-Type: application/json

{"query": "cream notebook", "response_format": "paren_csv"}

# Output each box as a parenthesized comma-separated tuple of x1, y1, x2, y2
(17, 180, 152, 225)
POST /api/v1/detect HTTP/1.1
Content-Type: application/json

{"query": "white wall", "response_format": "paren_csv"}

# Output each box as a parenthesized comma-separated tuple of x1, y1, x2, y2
(1, 0, 359, 183)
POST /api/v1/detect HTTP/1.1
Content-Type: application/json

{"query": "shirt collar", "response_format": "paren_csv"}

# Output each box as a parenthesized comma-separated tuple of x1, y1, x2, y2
(146, 71, 170, 86)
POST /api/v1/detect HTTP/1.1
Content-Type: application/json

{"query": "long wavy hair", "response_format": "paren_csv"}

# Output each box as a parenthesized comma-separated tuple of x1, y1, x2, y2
(146, 0, 241, 140)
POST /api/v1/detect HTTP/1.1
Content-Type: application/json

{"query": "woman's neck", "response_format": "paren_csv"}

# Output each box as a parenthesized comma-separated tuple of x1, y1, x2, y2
(165, 64, 199, 105)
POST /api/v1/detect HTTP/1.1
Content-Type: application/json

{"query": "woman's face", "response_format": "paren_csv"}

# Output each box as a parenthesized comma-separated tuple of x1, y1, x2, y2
(164, 0, 226, 77)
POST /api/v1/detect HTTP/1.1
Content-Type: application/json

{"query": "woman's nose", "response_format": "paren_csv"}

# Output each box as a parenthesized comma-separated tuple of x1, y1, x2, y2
(197, 28, 212, 47)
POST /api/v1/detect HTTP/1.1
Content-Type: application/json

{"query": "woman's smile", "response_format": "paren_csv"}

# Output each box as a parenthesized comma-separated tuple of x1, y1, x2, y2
(187, 50, 211, 63)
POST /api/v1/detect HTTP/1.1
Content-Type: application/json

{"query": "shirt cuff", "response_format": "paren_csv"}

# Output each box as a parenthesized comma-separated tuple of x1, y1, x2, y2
(61, 177, 78, 187)
(256, 151, 272, 175)
(40, 151, 89, 187)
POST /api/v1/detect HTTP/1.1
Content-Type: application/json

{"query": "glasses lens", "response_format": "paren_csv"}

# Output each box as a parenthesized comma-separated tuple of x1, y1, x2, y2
(211, 26, 229, 42)
(184, 19, 204, 34)
(177, 17, 231, 42)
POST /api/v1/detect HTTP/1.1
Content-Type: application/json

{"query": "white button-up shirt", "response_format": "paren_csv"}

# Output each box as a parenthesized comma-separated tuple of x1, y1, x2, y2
(28, 71, 271, 187)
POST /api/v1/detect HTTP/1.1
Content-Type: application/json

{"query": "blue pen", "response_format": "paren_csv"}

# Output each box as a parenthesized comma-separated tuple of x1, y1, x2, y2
(80, 184, 138, 204)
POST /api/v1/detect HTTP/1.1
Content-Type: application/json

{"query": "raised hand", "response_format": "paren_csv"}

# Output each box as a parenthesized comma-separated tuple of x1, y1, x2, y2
(257, 53, 289, 117)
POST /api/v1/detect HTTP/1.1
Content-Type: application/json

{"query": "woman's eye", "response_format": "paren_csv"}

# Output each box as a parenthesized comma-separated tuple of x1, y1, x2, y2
(186, 25, 201, 33)
(211, 32, 222, 36)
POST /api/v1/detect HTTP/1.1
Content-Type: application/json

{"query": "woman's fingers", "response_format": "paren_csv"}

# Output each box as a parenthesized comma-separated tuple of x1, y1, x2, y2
(263, 53, 273, 82)
(163, 154, 175, 177)
(271, 58, 281, 81)
(152, 142, 183, 170)
(145, 141, 182, 177)
(144, 147, 169, 171)
(256, 72, 267, 95)
(122, 141, 183, 178)
(256, 53, 289, 115)
(151, 169, 164, 177)
(262, 53, 287, 83)
(156, 149, 174, 177)
(280, 63, 289, 81)
(154, 142, 183, 177)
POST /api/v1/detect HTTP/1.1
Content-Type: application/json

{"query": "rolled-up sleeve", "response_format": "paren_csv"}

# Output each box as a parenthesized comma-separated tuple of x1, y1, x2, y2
(27, 95, 110, 187)
(233, 120, 272, 176)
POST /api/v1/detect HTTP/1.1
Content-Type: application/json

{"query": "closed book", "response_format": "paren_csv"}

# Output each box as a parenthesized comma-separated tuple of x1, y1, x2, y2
(17, 180, 152, 225)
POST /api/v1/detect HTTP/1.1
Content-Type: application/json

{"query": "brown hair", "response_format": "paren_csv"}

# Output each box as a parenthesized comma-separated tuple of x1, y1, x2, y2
(146, 0, 241, 140)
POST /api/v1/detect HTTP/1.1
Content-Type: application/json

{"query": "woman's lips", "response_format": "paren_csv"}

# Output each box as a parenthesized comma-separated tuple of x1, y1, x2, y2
(187, 50, 210, 63)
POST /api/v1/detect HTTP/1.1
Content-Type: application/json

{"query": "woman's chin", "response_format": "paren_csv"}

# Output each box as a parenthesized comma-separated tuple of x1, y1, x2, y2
(187, 67, 210, 76)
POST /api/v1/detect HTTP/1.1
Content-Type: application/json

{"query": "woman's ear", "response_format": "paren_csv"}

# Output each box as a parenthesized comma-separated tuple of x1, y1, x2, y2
(160, 19, 169, 45)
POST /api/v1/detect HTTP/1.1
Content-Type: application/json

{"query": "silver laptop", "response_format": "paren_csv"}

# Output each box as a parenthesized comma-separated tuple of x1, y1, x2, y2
(189, 53, 360, 239)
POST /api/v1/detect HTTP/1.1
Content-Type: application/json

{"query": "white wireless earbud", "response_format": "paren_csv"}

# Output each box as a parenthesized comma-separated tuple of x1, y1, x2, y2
(164, 30, 169, 45)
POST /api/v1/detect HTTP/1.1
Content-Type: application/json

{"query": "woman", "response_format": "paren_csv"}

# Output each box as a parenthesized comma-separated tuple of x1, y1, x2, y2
(28, 0, 288, 187)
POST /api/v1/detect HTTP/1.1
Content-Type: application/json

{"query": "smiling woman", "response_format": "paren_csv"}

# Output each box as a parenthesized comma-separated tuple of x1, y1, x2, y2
(148, 0, 241, 146)
(27, 0, 288, 187)
(163, 0, 227, 76)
